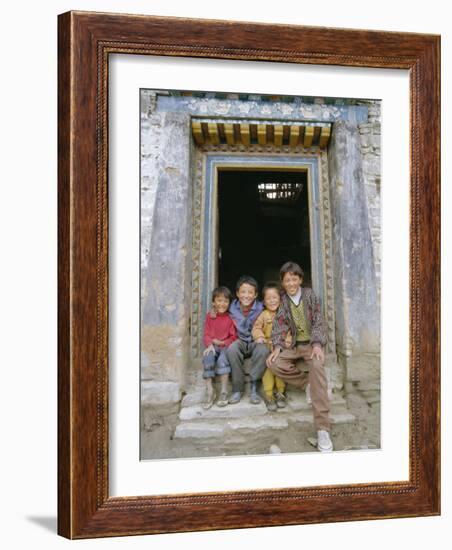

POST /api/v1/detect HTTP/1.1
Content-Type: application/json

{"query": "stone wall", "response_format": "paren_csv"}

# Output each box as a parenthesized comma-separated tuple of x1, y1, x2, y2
(327, 116, 380, 403)
(140, 91, 162, 304)
(140, 92, 193, 427)
(328, 120, 380, 355)
(358, 100, 381, 293)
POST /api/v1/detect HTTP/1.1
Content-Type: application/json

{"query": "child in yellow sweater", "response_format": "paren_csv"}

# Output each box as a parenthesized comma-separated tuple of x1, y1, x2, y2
(252, 283, 287, 412)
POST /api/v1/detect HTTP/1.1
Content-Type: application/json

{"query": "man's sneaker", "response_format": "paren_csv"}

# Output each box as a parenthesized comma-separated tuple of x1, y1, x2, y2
(249, 382, 261, 405)
(228, 391, 241, 405)
(305, 383, 312, 404)
(264, 395, 277, 412)
(274, 392, 287, 408)
(317, 429, 333, 452)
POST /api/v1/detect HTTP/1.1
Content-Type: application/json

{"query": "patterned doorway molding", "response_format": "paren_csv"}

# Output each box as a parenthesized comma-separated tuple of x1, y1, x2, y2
(190, 143, 336, 358)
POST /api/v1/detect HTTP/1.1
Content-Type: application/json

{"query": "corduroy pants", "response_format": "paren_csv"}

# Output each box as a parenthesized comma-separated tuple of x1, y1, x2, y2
(269, 343, 331, 431)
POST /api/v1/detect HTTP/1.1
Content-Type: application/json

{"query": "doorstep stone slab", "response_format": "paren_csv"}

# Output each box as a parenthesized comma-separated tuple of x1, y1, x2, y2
(226, 416, 289, 431)
(331, 412, 356, 423)
(287, 391, 346, 412)
(181, 387, 206, 407)
(291, 411, 355, 425)
(291, 414, 314, 424)
(174, 421, 226, 439)
(179, 400, 267, 421)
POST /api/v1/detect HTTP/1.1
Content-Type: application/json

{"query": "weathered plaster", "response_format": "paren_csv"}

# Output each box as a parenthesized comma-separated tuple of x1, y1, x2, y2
(328, 120, 380, 376)
(156, 95, 368, 124)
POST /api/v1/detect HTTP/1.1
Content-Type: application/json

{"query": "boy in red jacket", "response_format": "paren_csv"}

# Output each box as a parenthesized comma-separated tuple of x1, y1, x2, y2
(202, 286, 237, 409)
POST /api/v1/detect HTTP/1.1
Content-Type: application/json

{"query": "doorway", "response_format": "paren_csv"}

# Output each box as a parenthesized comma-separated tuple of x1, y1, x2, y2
(217, 169, 311, 295)
(191, 152, 334, 358)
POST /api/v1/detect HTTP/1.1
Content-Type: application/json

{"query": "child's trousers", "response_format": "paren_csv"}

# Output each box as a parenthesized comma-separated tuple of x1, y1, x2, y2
(226, 340, 269, 392)
(262, 368, 286, 397)
(269, 343, 330, 431)
(202, 345, 231, 379)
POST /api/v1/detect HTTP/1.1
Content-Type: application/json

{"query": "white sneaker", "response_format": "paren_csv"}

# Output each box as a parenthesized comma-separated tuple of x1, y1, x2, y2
(317, 430, 333, 452)
(305, 383, 312, 404)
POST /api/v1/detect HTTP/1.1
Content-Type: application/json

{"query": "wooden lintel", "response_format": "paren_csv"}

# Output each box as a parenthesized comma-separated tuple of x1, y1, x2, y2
(304, 126, 314, 147)
(274, 124, 284, 146)
(224, 123, 235, 145)
(240, 123, 250, 146)
(257, 125, 267, 145)
(191, 121, 204, 145)
(319, 126, 331, 148)
(208, 122, 220, 145)
(289, 125, 300, 147)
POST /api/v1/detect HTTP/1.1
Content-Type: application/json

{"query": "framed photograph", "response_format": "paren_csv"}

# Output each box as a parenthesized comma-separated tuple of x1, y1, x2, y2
(58, 11, 440, 538)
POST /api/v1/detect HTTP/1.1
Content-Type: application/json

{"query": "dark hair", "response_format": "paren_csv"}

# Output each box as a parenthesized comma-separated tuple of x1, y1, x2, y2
(235, 275, 258, 293)
(279, 261, 304, 280)
(212, 286, 233, 303)
(262, 281, 280, 299)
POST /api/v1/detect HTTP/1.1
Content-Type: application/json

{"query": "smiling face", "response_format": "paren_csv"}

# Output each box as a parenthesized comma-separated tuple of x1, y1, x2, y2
(236, 283, 257, 308)
(281, 272, 303, 296)
(263, 288, 280, 312)
(213, 294, 230, 314)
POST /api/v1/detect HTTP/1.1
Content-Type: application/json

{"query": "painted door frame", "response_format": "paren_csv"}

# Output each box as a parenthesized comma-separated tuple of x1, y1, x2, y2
(191, 145, 336, 359)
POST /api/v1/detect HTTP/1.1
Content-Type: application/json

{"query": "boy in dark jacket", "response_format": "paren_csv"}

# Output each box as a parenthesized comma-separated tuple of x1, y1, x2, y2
(226, 276, 268, 405)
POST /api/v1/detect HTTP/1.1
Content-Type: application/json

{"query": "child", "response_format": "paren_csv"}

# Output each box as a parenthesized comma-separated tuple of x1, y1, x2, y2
(266, 261, 333, 452)
(202, 286, 237, 409)
(226, 276, 268, 405)
(252, 282, 287, 412)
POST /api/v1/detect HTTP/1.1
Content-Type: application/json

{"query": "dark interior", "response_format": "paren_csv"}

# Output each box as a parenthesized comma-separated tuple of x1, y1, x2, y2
(218, 169, 311, 297)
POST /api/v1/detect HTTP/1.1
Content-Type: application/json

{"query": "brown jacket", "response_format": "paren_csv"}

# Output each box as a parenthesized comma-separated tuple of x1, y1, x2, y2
(271, 288, 327, 349)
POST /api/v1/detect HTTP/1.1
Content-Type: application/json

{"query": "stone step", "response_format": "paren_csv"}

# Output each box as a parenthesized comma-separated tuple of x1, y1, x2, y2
(285, 391, 346, 410)
(290, 411, 356, 424)
(174, 409, 356, 440)
(174, 422, 225, 439)
(228, 415, 289, 432)
(174, 415, 289, 439)
(181, 387, 207, 407)
(182, 386, 345, 409)
(179, 400, 267, 421)
(179, 393, 348, 422)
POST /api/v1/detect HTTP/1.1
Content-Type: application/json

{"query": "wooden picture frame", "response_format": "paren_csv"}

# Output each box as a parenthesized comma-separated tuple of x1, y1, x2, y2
(58, 11, 440, 539)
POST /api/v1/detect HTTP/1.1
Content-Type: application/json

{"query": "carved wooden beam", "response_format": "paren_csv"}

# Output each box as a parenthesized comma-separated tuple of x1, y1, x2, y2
(304, 126, 314, 147)
(224, 123, 234, 145)
(240, 123, 250, 146)
(319, 126, 331, 148)
(207, 122, 220, 145)
(257, 124, 267, 145)
(274, 124, 284, 146)
(191, 120, 204, 145)
(289, 125, 300, 147)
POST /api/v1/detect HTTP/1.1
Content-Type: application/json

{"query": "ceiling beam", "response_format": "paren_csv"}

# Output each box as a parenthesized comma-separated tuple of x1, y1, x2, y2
(274, 124, 284, 147)
(191, 121, 204, 145)
(207, 122, 220, 145)
(319, 126, 331, 148)
(304, 126, 314, 147)
(240, 123, 250, 146)
(257, 124, 267, 145)
(223, 123, 234, 145)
